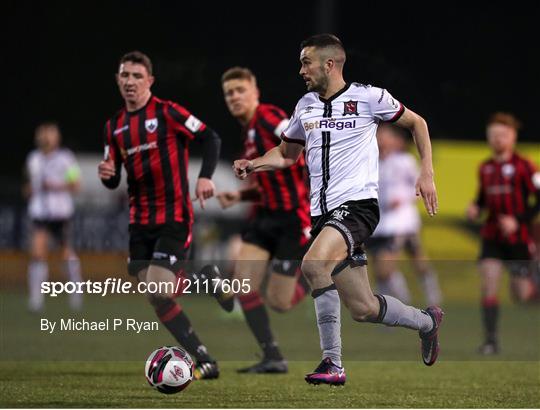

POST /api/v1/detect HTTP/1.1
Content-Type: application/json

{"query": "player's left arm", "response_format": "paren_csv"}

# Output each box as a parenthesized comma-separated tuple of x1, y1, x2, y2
(394, 108, 438, 216)
(518, 160, 540, 222)
(169, 103, 222, 209)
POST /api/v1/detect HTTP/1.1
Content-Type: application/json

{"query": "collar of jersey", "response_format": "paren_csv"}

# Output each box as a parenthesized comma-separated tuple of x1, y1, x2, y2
(318, 83, 351, 104)
(125, 94, 154, 116)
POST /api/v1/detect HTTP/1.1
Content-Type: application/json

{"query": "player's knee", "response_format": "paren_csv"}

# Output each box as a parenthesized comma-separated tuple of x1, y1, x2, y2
(61, 247, 77, 261)
(266, 293, 292, 313)
(147, 291, 174, 308)
(301, 259, 329, 283)
(31, 247, 47, 260)
(349, 299, 379, 322)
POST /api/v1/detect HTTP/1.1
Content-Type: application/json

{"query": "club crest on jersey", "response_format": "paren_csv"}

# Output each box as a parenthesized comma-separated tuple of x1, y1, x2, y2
(343, 100, 358, 116)
(502, 163, 515, 178)
(145, 118, 158, 133)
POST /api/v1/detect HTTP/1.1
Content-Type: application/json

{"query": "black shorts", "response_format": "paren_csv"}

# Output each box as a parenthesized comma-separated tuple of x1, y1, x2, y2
(32, 219, 72, 246)
(242, 209, 309, 273)
(366, 233, 421, 256)
(128, 222, 191, 277)
(311, 199, 380, 259)
(479, 239, 533, 277)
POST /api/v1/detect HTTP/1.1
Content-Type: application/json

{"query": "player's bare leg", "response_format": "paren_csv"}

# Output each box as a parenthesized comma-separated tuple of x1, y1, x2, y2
(233, 243, 288, 373)
(266, 262, 309, 313)
(510, 276, 537, 302)
(28, 227, 49, 312)
(479, 259, 503, 354)
(141, 265, 219, 379)
(266, 273, 298, 312)
(301, 228, 346, 385)
(302, 227, 442, 385)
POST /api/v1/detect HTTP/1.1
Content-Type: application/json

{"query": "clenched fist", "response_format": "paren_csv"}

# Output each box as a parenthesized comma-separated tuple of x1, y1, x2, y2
(233, 159, 254, 180)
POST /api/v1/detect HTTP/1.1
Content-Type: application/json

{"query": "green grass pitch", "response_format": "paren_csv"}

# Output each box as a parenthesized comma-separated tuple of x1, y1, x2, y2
(1, 140, 539, 407)
(1, 292, 538, 408)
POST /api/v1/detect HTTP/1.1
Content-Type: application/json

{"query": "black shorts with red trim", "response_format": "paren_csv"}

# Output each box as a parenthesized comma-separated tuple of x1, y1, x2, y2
(311, 199, 380, 260)
(479, 239, 534, 277)
(32, 218, 72, 246)
(128, 222, 191, 277)
(242, 209, 310, 268)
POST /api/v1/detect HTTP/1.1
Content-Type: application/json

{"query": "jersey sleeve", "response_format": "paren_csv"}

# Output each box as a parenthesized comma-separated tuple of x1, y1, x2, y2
(524, 159, 540, 192)
(475, 163, 486, 208)
(368, 86, 405, 122)
(103, 121, 121, 164)
(519, 159, 540, 222)
(281, 103, 305, 146)
(101, 120, 123, 189)
(259, 105, 290, 141)
(167, 102, 208, 140)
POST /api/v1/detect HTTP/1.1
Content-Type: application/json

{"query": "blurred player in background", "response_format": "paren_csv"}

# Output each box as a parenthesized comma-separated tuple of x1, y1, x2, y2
(467, 112, 540, 355)
(98, 51, 222, 379)
(24, 122, 82, 312)
(367, 123, 442, 306)
(234, 34, 443, 385)
(216, 67, 311, 373)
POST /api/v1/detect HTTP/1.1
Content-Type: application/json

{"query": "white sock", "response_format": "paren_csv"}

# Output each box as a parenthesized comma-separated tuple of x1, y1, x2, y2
(378, 294, 433, 333)
(419, 271, 442, 306)
(64, 258, 83, 310)
(28, 260, 48, 311)
(388, 271, 411, 304)
(377, 278, 392, 296)
(314, 288, 342, 367)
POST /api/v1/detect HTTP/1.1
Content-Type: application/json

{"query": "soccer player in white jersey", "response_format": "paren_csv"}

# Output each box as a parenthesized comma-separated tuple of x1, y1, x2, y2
(24, 122, 82, 312)
(367, 123, 442, 306)
(233, 34, 443, 385)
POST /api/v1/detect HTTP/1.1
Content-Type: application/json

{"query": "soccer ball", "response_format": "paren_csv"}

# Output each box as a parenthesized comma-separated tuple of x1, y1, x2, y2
(145, 346, 194, 394)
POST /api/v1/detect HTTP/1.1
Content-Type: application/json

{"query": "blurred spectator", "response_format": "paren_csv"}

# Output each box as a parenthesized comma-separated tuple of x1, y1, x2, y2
(24, 122, 83, 312)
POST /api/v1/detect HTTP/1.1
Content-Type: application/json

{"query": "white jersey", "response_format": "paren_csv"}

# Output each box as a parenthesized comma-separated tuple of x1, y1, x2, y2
(282, 83, 404, 216)
(373, 151, 421, 236)
(26, 148, 79, 220)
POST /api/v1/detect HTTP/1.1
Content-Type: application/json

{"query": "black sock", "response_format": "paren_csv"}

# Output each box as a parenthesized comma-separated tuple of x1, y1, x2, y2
(482, 297, 499, 344)
(156, 301, 214, 362)
(238, 291, 283, 361)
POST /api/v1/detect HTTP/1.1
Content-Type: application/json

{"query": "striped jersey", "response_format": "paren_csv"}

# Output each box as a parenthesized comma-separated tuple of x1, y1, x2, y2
(103, 95, 207, 226)
(26, 148, 80, 220)
(475, 153, 540, 244)
(242, 103, 310, 224)
(282, 83, 404, 216)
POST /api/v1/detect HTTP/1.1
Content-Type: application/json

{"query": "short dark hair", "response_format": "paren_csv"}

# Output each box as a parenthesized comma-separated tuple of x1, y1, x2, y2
(300, 33, 345, 52)
(119, 51, 153, 75)
(487, 112, 521, 131)
(221, 66, 256, 85)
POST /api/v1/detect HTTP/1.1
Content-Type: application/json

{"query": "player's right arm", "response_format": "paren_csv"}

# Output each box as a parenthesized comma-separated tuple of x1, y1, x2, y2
(217, 181, 262, 209)
(467, 164, 485, 221)
(233, 140, 304, 180)
(99, 121, 122, 189)
(234, 102, 305, 180)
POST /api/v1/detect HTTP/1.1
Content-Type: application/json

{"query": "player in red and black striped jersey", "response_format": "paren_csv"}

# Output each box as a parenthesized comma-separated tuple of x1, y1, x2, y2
(215, 67, 311, 374)
(98, 51, 221, 379)
(467, 112, 540, 355)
